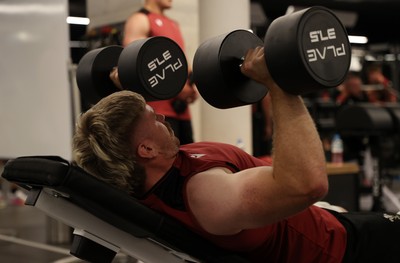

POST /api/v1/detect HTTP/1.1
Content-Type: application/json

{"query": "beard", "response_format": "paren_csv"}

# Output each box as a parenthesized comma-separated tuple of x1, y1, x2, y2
(160, 121, 180, 158)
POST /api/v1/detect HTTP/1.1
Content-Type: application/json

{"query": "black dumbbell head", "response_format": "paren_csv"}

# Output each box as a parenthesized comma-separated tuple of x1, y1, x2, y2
(118, 36, 188, 101)
(193, 29, 268, 109)
(76, 46, 123, 106)
(264, 6, 351, 95)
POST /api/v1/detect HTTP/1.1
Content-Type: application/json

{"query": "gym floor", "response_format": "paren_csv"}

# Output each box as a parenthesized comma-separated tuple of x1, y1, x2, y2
(0, 191, 138, 263)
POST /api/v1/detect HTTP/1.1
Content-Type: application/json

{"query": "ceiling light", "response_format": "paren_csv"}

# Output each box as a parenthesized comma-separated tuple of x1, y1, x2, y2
(348, 35, 368, 44)
(66, 16, 90, 25)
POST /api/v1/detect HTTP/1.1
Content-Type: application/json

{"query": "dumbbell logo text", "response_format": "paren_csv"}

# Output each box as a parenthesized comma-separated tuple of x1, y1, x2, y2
(306, 28, 347, 62)
(147, 50, 184, 88)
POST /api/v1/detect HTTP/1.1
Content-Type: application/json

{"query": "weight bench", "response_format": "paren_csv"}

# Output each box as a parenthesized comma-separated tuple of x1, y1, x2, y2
(1, 156, 250, 263)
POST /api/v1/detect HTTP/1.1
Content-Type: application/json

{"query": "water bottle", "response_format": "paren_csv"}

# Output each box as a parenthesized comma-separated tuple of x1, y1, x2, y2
(331, 133, 343, 164)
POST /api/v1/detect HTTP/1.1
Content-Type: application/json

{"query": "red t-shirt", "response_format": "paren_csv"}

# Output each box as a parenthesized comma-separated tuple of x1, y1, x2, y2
(140, 142, 347, 262)
(140, 8, 191, 120)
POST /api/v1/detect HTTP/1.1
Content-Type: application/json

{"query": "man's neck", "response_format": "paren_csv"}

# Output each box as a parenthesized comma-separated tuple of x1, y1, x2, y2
(142, 157, 175, 192)
(144, 3, 164, 15)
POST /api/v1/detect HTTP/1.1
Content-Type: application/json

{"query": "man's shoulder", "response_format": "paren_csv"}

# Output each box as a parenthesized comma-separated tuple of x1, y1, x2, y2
(126, 9, 149, 23)
(179, 142, 247, 163)
(181, 141, 237, 151)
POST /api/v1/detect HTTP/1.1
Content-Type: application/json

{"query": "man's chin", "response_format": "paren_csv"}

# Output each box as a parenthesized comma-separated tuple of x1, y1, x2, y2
(174, 136, 181, 148)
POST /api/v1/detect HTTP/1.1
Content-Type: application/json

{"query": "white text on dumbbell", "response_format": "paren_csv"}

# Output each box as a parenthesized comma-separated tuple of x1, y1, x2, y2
(309, 28, 336, 42)
(306, 28, 346, 62)
(147, 50, 183, 87)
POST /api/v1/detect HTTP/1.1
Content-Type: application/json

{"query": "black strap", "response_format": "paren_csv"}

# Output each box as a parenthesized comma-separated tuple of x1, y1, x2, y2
(138, 7, 150, 15)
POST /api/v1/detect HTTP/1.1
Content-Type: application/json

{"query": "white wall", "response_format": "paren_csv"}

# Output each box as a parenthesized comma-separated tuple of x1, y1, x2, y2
(87, 0, 142, 29)
(0, 0, 73, 160)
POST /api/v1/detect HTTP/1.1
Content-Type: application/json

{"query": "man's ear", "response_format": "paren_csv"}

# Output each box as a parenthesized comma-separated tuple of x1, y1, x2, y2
(137, 141, 156, 158)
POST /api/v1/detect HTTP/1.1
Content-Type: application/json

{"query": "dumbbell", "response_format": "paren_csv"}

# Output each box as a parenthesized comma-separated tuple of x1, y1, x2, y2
(193, 6, 351, 109)
(76, 36, 188, 105)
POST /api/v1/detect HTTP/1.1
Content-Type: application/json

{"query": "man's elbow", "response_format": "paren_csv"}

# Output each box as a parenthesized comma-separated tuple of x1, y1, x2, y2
(306, 169, 329, 202)
(309, 180, 329, 202)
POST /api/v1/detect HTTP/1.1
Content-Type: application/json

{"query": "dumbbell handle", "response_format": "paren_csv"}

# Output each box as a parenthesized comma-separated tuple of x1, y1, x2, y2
(238, 56, 245, 68)
(109, 67, 123, 91)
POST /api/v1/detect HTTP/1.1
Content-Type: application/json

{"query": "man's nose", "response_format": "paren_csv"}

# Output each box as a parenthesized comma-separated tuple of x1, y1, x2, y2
(156, 114, 165, 122)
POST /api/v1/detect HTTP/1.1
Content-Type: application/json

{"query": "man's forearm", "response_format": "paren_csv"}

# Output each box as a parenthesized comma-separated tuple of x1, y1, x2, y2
(269, 84, 327, 198)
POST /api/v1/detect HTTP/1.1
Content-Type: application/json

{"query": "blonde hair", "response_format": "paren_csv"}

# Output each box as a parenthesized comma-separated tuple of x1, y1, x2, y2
(72, 91, 147, 196)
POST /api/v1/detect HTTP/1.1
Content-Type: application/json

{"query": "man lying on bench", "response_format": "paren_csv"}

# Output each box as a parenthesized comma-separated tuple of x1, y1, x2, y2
(73, 47, 400, 263)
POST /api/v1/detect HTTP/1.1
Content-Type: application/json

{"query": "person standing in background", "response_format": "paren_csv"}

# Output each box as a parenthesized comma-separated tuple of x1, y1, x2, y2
(123, 0, 198, 144)
(336, 71, 369, 106)
(365, 63, 397, 104)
